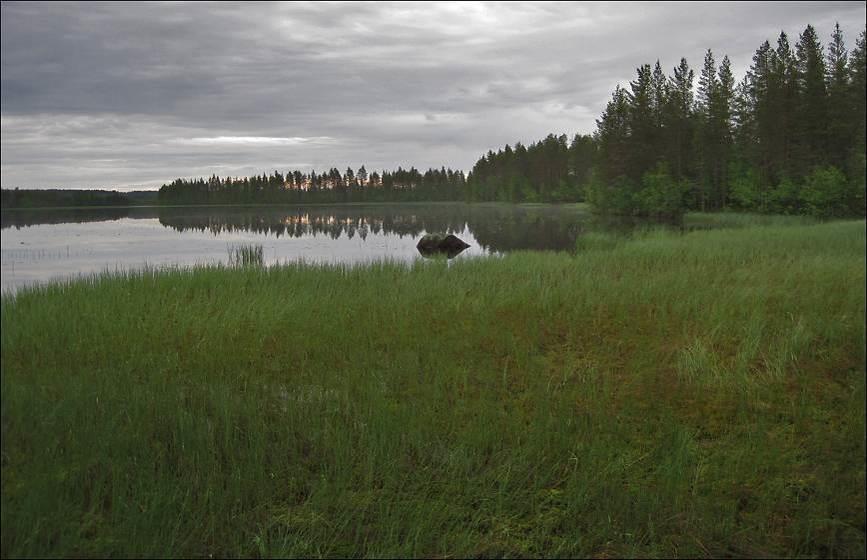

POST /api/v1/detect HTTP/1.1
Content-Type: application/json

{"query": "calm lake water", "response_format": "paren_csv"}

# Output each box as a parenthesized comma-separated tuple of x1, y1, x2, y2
(1, 203, 624, 293)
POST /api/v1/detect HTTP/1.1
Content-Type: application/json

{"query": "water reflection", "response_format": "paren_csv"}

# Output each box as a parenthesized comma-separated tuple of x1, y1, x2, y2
(2, 204, 588, 254)
(2, 203, 686, 292)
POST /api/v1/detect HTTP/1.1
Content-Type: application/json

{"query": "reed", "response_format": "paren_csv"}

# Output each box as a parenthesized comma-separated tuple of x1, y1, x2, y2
(228, 243, 264, 267)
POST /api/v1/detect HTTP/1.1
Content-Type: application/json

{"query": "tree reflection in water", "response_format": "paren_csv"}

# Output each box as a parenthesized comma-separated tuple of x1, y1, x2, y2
(2, 204, 595, 254)
(154, 204, 589, 254)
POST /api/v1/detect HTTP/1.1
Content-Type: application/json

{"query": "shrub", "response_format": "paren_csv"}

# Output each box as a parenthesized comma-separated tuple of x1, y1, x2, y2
(729, 165, 765, 211)
(768, 177, 801, 215)
(585, 174, 636, 216)
(635, 163, 688, 220)
(800, 166, 848, 218)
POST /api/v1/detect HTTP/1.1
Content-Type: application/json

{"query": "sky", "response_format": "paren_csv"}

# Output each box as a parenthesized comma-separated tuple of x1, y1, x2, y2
(1, 1, 865, 191)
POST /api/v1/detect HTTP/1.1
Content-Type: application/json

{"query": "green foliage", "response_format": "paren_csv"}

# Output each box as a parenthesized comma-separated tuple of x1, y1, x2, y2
(587, 22, 865, 219)
(585, 174, 636, 216)
(800, 165, 850, 218)
(635, 163, 689, 219)
(586, 164, 688, 219)
(769, 177, 801, 214)
(728, 167, 764, 211)
(465, 134, 595, 203)
(2, 220, 864, 557)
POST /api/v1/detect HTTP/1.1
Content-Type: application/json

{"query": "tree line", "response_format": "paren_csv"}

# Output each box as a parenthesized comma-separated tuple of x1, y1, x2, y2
(1, 188, 131, 208)
(151, 22, 865, 218)
(473, 22, 865, 218)
(158, 166, 466, 204)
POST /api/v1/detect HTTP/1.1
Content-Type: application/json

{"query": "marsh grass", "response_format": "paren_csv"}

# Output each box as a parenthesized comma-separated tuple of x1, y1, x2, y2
(228, 242, 264, 267)
(684, 211, 817, 229)
(1, 220, 864, 558)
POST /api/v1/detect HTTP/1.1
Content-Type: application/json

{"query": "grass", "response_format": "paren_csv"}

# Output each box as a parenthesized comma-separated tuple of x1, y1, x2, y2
(683, 211, 817, 229)
(228, 243, 265, 268)
(1, 219, 865, 558)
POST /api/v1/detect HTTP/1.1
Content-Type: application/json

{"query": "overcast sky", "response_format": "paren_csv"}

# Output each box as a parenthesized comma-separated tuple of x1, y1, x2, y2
(2, 1, 865, 190)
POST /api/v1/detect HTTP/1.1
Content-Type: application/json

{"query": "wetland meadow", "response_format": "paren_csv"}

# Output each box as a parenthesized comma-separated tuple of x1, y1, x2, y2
(2, 204, 865, 557)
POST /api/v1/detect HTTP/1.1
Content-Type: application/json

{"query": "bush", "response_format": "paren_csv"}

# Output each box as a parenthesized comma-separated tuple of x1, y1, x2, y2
(768, 177, 801, 215)
(799, 166, 848, 218)
(635, 163, 688, 220)
(729, 166, 765, 211)
(585, 174, 636, 216)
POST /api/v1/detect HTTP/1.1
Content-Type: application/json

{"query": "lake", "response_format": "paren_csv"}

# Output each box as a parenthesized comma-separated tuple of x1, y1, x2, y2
(2, 203, 623, 293)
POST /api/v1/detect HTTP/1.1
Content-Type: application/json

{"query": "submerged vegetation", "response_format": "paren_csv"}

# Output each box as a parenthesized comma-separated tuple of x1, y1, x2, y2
(2, 219, 864, 557)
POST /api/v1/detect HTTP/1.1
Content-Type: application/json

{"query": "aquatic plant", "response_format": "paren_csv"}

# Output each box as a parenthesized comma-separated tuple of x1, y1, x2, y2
(227, 243, 264, 267)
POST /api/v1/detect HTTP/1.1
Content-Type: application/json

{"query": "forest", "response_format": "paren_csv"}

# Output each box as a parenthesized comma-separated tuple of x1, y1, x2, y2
(469, 23, 866, 218)
(141, 23, 867, 219)
(157, 166, 466, 204)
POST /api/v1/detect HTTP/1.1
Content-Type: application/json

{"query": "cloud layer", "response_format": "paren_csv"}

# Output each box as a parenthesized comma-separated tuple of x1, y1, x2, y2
(2, 1, 865, 189)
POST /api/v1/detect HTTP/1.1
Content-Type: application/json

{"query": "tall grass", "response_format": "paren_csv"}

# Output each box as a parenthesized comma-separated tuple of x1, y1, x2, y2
(683, 211, 817, 229)
(228, 243, 264, 267)
(2, 220, 864, 558)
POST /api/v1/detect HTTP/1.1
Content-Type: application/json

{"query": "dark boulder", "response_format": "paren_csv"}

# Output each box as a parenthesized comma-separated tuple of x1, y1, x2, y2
(416, 233, 470, 258)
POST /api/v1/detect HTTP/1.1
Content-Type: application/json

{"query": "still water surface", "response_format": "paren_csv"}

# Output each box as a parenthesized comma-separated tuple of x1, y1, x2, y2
(1, 203, 610, 293)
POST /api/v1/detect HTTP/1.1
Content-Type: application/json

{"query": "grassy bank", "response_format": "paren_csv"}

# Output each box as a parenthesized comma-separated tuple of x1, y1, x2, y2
(2, 220, 865, 558)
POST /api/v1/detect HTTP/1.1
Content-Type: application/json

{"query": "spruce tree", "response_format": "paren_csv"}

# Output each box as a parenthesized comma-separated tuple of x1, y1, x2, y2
(745, 40, 774, 189)
(696, 49, 719, 210)
(715, 56, 735, 208)
(826, 22, 850, 170)
(651, 60, 667, 129)
(595, 85, 631, 183)
(627, 64, 658, 181)
(795, 24, 829, 172)
(663, 58, 695, 180)
(772, 32, 800, 182)
(848, 28, 866, 213)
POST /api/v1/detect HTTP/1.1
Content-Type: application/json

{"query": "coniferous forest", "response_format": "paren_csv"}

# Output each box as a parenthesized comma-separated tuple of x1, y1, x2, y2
(468, 22, 867, 218)
(157, 23, 866, 220)
(158, 166, 466, 205)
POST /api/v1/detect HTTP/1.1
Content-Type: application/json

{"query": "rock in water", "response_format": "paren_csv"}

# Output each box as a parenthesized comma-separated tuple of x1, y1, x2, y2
(417, 233, 470, 258)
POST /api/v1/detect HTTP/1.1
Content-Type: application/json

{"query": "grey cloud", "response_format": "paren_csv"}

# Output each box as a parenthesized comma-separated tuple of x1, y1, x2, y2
(2, 1, 865, 189)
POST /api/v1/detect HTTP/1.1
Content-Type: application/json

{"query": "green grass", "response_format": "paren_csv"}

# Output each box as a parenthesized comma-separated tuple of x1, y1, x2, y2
(683, 211, 817, 229)
(2, 220, 865, 558)
(228, 243, 265, 268)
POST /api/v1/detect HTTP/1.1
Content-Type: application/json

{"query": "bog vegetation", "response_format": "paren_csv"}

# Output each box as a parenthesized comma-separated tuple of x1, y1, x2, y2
(2, 219, 865, 557)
